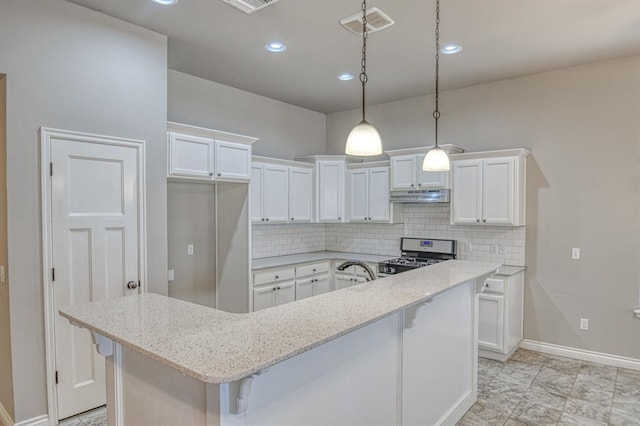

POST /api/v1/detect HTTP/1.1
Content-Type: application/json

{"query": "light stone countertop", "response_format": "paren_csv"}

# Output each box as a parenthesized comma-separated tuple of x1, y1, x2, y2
(495, 265, 526, 276)
(59, 260, 500, 384)
(252, 251, 393, 270)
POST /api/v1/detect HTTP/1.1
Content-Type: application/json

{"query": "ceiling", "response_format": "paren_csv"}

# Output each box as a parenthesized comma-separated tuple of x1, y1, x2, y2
(67, 0, 640, 114)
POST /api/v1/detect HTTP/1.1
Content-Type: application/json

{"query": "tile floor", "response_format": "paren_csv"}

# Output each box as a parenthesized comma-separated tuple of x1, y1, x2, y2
(58, 406, 106, 426)
(7, 350, 639, 426)
(460, 349, 640, 426)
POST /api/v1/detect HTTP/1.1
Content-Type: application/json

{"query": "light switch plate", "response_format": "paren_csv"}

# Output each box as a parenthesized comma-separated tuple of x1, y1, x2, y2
(187, 244, 194, 256)
(572, 248, 581, 260)
(579, 318, 589, 330)
(168, 269, 175, 282)
(0, 265, 5, 284)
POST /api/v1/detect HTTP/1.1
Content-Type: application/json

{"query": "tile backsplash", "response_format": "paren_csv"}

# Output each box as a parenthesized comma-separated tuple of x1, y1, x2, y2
(253, 204, 525, 265)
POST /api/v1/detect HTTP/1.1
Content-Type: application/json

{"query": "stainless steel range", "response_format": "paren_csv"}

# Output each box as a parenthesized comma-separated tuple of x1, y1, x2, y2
(378, 238, 457, 276)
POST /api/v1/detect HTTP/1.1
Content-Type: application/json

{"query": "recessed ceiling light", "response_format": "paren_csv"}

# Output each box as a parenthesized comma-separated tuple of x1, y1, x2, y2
(440, 44, 463, 54)
(338, 73, 354, 81)
(265, 41, 287, 53)
(153, 0, 178, 5)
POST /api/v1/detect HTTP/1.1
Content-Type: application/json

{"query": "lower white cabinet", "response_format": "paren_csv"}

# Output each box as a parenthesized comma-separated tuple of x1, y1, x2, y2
(335, 274, 366, 290)
(253, 281, 295, 311)
(296, 274, 330, 300)
(478, 270, 524, 361)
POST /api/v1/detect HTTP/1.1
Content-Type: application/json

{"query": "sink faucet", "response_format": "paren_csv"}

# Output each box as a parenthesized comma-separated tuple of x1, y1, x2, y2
(336, 260, 376, 282)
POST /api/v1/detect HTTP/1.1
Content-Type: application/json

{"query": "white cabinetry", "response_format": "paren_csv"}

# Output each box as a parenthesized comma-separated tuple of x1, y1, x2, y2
(316, 160, 345, 222)
(251, 157, 314, 224)
(346, 163, 402, 223)
(386, 145, 464, 190)
(295, 261, 330, 300)
(253, 267, 296, 311)
(167, 122, 257, 182)
(289, 167, 313, 222)
(478, 269, 524, 361)
(450, 149, 529, 226)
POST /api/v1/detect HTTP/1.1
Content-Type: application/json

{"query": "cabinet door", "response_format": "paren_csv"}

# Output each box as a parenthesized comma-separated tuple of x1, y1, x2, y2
(317, 161, 344, 222)
(214, 140, 251, 181)
(478, 293, 505, 353)
(368, 167, 390, 222)
(289, 167, 313, 222)
(313, 274, 331, 296)
(253, 285, 275, 311)
(250, 164, 264, 223)
(335, 274, 357, 290)
(417, 154, 449, 189)
(348, 169, 369, 221)
(451, 160, 482, 224)
(275, 281, 296, 306)
(483, 158, 515, 225)
(390, 155, 417, 190)
(296, 277, 314, 301)
(168, 132, 214, 178)
(262, 164, 289, 223)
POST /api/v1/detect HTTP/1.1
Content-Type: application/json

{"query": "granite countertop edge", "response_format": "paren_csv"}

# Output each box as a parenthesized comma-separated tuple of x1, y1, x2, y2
(59, 260, 501, 384)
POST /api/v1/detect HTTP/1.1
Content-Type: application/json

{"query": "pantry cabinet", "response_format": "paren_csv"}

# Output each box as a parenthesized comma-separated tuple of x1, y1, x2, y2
(478, 269, 525, 361)
(385, 145, 464, 190)
(347, 163, 403, 223)
(450, 149, 529, 226)
(251, 157, 314, 223)
(167, 122, 257, 182)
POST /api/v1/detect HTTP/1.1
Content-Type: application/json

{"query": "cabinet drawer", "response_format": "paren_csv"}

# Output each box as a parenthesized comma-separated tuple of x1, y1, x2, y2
(483, 278, 505, 294)
(296, 262, 330, 278)
(253, 267, 295, 286)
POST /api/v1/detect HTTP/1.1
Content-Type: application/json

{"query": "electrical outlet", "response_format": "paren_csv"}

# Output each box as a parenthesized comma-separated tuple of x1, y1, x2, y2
(468, 242, 473, 253)
(579, 318, 589, 330)
(187, 244, 194, 256)
(168, 269, 175, 282)
(498, 245, 506, 255)
(572, 248, 581, 260)
(0, 265, 5, 284)
(491, 244, 498, 254)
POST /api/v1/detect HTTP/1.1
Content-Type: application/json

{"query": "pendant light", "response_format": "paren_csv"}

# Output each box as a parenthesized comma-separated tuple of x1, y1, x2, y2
(345, 0, 382, 156)
(422, 0, 450, 171)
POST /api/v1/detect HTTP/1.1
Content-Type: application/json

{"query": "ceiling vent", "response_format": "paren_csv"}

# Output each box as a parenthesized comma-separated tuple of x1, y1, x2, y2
(340, 7, 394, 35)
(221, 0, 281, 14)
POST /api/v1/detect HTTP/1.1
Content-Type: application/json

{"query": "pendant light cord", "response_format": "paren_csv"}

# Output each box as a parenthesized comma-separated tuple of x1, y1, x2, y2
(433, 0, 441, 148)
(360, 0, 369, 122)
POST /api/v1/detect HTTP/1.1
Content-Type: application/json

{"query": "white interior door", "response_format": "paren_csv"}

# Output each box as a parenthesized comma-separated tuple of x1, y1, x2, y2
(49, 135, 142, 419)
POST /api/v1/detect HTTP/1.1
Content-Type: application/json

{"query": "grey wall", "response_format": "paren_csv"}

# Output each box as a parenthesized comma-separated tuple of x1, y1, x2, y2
(0, 0, 168, 421)
(327, 56, 640, 359)
(167, 181, 216, 309)
(0, 74, 14, 421)
(168, 70, 327, 159)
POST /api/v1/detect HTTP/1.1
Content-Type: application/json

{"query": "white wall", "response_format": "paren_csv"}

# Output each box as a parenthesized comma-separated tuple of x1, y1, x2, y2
(0, 0, 168, 422)
(327, 56, 640, 360)
(168, 70, 326, 160)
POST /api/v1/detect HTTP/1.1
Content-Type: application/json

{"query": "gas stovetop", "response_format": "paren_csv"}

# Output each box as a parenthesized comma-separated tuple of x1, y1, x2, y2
(378, 237, 456, 275)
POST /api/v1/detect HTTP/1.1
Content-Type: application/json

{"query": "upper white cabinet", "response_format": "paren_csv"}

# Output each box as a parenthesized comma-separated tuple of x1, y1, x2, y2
(251, 157, 314, 224)
(296, 155, 362, 223)
(386, 145, 464, 190)
(346, 162, 402, 223)
(450, 149, 529, 226)
(289, 167, 313, 222)
(167, 122, 258, 182)
(316, 160, 346, 222)
(168, 132, 215, 179)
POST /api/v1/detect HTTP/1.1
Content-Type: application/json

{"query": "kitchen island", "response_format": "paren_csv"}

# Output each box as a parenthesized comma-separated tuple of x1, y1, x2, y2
(60, 260, 499, 426)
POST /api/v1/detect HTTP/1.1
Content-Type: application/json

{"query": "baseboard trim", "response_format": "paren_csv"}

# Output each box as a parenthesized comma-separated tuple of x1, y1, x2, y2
(520, 339, 640, 371)
(0, 402, 13, 426)
(14, 414, 49, 426)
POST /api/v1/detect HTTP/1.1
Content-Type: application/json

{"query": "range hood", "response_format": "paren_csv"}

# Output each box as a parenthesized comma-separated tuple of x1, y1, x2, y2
(390, 188, 450, 203)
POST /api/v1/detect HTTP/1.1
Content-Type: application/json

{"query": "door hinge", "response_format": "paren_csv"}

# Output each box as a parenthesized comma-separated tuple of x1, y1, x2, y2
(50, 162, 53, 176)
(52, 268, 55, 282)
(55, 370, 59, 385)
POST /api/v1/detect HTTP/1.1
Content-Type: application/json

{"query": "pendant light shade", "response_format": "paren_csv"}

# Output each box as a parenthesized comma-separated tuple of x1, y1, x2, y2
(345, 0, 382, 156)
(422, 146, 450, 171)
(422, 0, 450, 171)
(346, 120, 382, 156)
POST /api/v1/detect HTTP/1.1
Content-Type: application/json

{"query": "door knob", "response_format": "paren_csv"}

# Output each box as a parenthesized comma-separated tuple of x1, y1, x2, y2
(127, 281, 139, 290)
